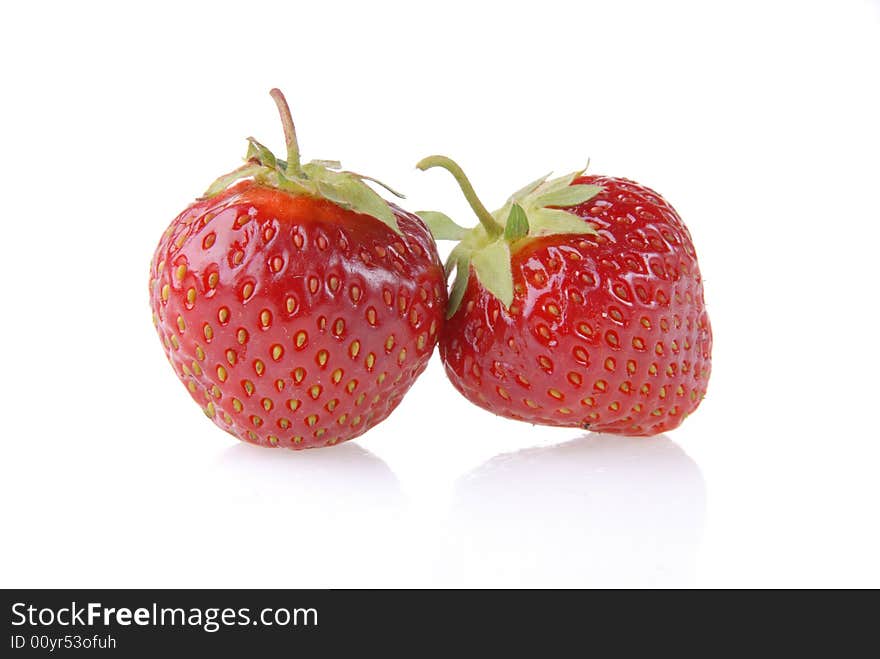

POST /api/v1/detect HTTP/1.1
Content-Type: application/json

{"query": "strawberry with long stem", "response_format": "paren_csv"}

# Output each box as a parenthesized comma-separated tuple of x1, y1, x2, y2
(149, 90, 446, 449)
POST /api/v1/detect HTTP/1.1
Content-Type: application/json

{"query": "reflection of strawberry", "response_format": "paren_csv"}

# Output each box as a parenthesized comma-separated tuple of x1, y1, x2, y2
(149, 90, 446, 449)
(417, 156, 711, 436)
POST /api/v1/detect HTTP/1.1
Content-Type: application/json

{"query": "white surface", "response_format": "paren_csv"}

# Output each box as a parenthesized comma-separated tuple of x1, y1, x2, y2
(1, 0, 878, 588)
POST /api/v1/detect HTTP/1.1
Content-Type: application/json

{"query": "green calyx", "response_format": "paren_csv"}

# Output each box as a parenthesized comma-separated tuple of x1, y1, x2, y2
(202, 88, 403, 236)
(416, 156, 602, 317)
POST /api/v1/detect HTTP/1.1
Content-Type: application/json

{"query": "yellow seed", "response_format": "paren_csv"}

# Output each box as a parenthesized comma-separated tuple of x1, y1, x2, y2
(161, 284, 170, 301)
(293, 368, 305, 383)
(349, 340, 361, 358)
(217, 365, 227, 382)
(237, 328, 248, 345)
(218, 307, 229, 324)
(174, 264, 187, 281)
(260, 310, 271, 328)
(337, 414, 348, 425)
(333, 319, 345, 336)
(210, 384, 221, 398)
(271, 345, 283, 361)
(377, 372, 387, 384)
(288, 399, 301, 412)
(366, 308, 377, 325)
(254, 360, 265, 376)
(232, 398, 243, 412)
(308, 277, 319, 293)
(309, 385, 322, 400)
(251, 415, 262, 427)
(186, 288, 197, 305)
(326, 399, 338, 412)
(385, 335, 395, 351)
(295, 331, 308, 349)
(203, 324, 213, 341)
(417, 334, 427, 350)
(226, 349, 236, 365)
(268, 435, 279, 445)
(350, 285, 361, 303)
(331, 369, 343, 384)
(286, 296, 297, 314)
(205, 401, 215, 417)
(208, 272, 219, 289)
(243, 380, 255, 395)
(176, 316, 186, 332)
(548, 388, 564, 401)
(242, 282, 254, 299)
(187, 381, 197, 393)
(262, 398, 273, 411)
(170, 335, 179, 350)
(397, 348, 407, 365)
(346, 380, 358, 394)
(365, 353, 375, 370)
(195, 345, 205, 361)
(191, 361, 202, 376)
(317, 350, 329, 367)
(306, 415, 318, 427)
(279, 418, 290, 429)
(356, 393, 366, 406)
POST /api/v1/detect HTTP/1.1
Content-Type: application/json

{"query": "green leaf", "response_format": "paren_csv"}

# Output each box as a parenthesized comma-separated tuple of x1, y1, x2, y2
(503, 204, 529, 241)
(202, 163, 266, 198)
(534, 184, 603, 208)
(446, 254, 471, 318)
(308, 159, 342, 169)
(346, 172, 406, 199)
(508, 172, 551, 204)
(417, 211, 468, 241)
(471, 240, 513, 308)
(536, 170, 582, 195)
(309, 169, 402, 235)
(528, 208, 599, 237)
(245, 137, 277, 168)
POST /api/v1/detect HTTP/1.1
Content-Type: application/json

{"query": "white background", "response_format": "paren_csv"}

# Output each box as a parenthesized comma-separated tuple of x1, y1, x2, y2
(1, 0, 878, 588)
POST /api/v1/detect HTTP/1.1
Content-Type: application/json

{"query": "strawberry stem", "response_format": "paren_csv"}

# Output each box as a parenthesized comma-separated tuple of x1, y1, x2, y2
(269, 88, 303, 177)
(416, 156, 503, 238)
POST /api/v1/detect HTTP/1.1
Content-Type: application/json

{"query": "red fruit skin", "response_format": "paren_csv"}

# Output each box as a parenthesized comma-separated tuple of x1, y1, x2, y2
(440, 176, 712, 436)
(149, 180, 446, 449)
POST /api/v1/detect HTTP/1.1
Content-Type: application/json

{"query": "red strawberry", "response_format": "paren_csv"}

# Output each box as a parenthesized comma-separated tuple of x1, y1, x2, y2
(149, 90, 446, 449)
(416, 156, 711, 436)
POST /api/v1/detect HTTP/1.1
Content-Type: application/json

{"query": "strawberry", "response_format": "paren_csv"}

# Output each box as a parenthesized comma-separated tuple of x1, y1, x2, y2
(416, 156, 711, 436)
(149, 90, 446, 449)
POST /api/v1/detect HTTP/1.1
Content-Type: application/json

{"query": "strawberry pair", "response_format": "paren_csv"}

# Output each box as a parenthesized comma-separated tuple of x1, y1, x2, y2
(149, 90, 712, 449)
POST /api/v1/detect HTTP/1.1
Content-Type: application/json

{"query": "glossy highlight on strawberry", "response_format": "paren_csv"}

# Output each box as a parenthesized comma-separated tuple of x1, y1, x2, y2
(149, 90, 446, 449)
(419, 160, 711, 436)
